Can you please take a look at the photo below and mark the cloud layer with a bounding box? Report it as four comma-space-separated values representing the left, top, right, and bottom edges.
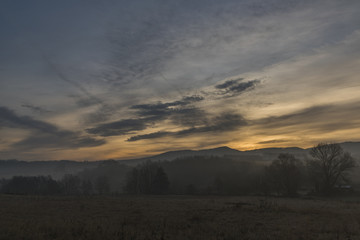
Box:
0, 106, 105, 150
1, 0, 360, 160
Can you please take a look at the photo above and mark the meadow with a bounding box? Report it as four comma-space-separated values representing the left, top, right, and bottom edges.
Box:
1, 195, 360, 240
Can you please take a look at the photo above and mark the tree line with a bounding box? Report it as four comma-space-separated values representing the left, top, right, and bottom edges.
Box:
263, 143, 356, 196
0, 143, 357, 196
0, 174, 111, 195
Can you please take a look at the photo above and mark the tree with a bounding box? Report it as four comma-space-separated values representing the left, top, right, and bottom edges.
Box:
212, 176, 224, 195
308, 143, 356, 195
124, 168, 140, 194
95, 176, 110, 195
61, 174, 81, 195
1, 176, 60, 195
152, 167, 169, 194
124, 162, 170, 195
81, 180, 94, 195
186, 184, 197, 195
266, 153, 302, 197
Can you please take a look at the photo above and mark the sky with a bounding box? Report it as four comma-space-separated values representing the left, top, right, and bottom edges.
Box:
0, 0, 360, 161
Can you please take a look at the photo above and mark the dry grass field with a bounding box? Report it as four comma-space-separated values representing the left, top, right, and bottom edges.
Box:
1, 195, 360, 240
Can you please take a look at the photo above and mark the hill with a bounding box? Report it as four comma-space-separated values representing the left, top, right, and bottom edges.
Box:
119, 142, 360, 166
119, 146, 309, 166
1, 142, 358, 179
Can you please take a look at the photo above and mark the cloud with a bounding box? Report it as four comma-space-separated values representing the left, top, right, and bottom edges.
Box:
2, 0, 360, 160
127, 113, 247, 141
44, 57, 104, 106
130, 95, 205, 120
253, 103, 360, 135
44, 57, 119, 125
215, 78, 245, 89
257, 139, 291, 144
86, 118, 152, 137
127, 131, 171, 142
169, 107, 209, 128
73, 97, 100, 108
227, 80, 260, 93
21, 104, 52, 114
256, 105, 334, 127
178, 113, 247, 133
82, 105, 116, 125
0, 106, 58, 132
0, 106, 105, 150
86, 95, 207, 137
12, 132, 105, 150
214, 79, 261, 97
86, 107, 208, 137
131, 95, 204, 114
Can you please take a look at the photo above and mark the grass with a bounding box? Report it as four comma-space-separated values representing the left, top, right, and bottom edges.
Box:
1, 195, 360, 239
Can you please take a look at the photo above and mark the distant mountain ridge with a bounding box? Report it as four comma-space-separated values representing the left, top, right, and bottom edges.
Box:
1, 142, 358, 178
119, 142, 360, 165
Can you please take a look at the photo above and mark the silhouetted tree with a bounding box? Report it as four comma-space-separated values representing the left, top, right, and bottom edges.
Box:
152, 167, 169, 194
266, 153, 302, 196
81, 180, 94, 195
61, 174, 81, 195
308, 143, 356, 195
124, 162, 170, 195
212, 176, 224, 195
1, 176, 60, 195
186, 184, 197, 195
95, 175, 110, 195
124, 168, 140, 194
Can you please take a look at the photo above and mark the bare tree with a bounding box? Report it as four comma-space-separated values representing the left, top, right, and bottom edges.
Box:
124, 162, 170, 195
266, 153, 303, 196
308, 143, 356, 195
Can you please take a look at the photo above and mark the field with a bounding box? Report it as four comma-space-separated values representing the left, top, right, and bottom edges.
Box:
1, 195, 360, 240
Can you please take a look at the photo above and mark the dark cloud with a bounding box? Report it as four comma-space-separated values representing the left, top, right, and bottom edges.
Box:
87, 95, 207, 137
215, 79, 261, 97
256, 105, 332, 127
133, 106, 208, 127
87, 107, 209, 137
21, 104, 52, 114
181, 95, 205, 103
0, 106, 105, 149
133, 95, 207, 125
0, 106, 58, 133
86, 118, 154, 137
254, 103, 360, 134
86, 107, 208, 137
130, 95, 205, 121
12, 132, 105, 150
131, 103, 170, 118
127, 113, 247, 141
228, 80, 260, 93
82, 105, 116, 125
131, 95, 204, 114
74, 97, 101, 108
215, 78, 244, 89
170, 107, 209, 128
257, 139, 290, 144
68, 94, 120, 125
177, 113, 247, 134
127, 131, 171, 142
